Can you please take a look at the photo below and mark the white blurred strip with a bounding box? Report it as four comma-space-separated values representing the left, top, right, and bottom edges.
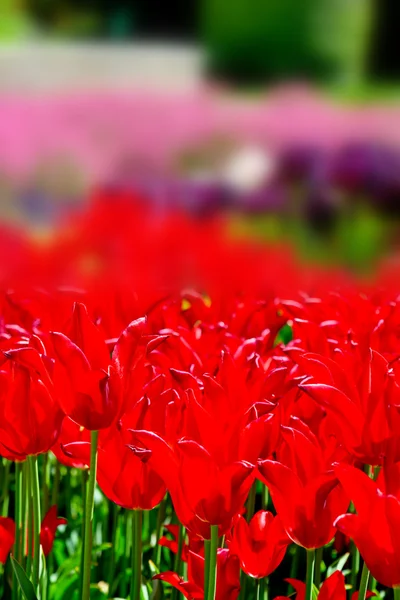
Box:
0, 42, 204, 93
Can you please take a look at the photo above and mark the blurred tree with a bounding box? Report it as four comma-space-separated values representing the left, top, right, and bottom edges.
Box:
0, 0, 31, 40
20, 0, 400, 85
97, 0, 136, 38
201, 0, 320, 83
131, 0, 198, 39
369, 0, 400, 79
27, 0, 102, 37
311, 0, 374, 84
201, 0, 375, 85
26, 0, 198, 40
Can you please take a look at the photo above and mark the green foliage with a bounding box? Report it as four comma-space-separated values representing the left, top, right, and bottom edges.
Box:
232, 199, 391, 274
0, 0, 31, 41
11, 557, 39, 600
274, 324, 293, 347
201, 0, 374, 84
327, 553, 351, 577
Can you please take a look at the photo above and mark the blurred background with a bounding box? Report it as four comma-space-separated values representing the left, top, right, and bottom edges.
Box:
0, 0, 399, 274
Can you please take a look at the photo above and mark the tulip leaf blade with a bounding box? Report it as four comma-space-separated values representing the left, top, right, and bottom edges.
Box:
312, 583, 319, 600
10, 556, 39, 600
327, 552, 350, 577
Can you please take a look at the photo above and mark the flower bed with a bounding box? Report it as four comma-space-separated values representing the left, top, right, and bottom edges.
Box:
1, 192, 400, 599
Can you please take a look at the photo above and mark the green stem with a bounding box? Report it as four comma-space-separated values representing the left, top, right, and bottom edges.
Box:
100, 490, 109, 581
393, 588, 400, 600
256, 579, 261, 600
350, 541, 360, 592
288, 544, 300, 592
82, 430, 99, 600
368, 574, 376, 592
239, 571, 247, 600
64, 468, 72, 521
79, 469, 89, 599
42, 453, 49, 516
315, 547, 323, 589
204, 539, 211, 600
29, 455, 41, 593
51, 461, 60, 507
120, 511, 131, 598
260, 577, 268, 600
41, 554, 48, 600
21, 461, 27, 567
206, 525, 218, 600
153, 496, 166, 566
46, 554, 53, 600
107, 503, 119, 596
357, 468, 374, 597
131, 510, 143, 600
25, 462, 32, 577
305, 549, 315, 600
358, 562, 370, 600
171, 523, 185, 600
246, 482, 257, 522
1, 562, 7, 597
174, 524, 184, 573
1, 460, 11, 517
262, 485, 269, 511
13, 461, 23, 600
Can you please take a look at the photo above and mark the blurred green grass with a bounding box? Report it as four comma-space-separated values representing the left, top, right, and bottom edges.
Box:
230, 205, 394, 273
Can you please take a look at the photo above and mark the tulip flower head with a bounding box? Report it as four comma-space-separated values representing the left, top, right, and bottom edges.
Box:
335, 462, 400, 588
40, 506, 67, 556
0, 347, 64, 458
258, 421, 349, 548
155, 548, 241, 600
229, 511, 290, 579
50, 303, 121, 430
0, 517, 15, 564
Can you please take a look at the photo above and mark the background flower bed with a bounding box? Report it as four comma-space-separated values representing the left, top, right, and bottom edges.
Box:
0, 86, 399, 270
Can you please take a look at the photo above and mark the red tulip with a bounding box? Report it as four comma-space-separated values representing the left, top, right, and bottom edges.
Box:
158, 351, 284, 467
258, 421, 349, 548
0, 517, 15, 564
298, 345, 400, 465
229, 511, 290, 579
62, 426, 166, 511
276, 572, 375, 600
159, 524, 190, 562
52, 417, 91, 469
131, 430, 254, 538
0, 347, 64, 458
50, 303, 121, 430
155, 548, 240, 600
175, 437, 254, 529
335, 462, 400, 588
98, 427, 166, 511
111, 316, 156, 414
40, 506, 67, 556
333, 530, 350, 554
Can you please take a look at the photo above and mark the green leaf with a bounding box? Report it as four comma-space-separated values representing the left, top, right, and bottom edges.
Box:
141, 582, 150, 600
52, 554, 80, 582
52, 572, 79, 600
274, 323, 293, 346
312, 583, 319, 600
327, 552, 350, 577
86, 586, 108, 599
92, 542, 113, 553
10, 556, 39, 600
39, 547, 47, 586
148, 559, 160, 577
150, 579, 163, 600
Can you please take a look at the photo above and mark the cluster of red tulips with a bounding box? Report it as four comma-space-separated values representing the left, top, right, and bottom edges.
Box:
1, 189, 400, 600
